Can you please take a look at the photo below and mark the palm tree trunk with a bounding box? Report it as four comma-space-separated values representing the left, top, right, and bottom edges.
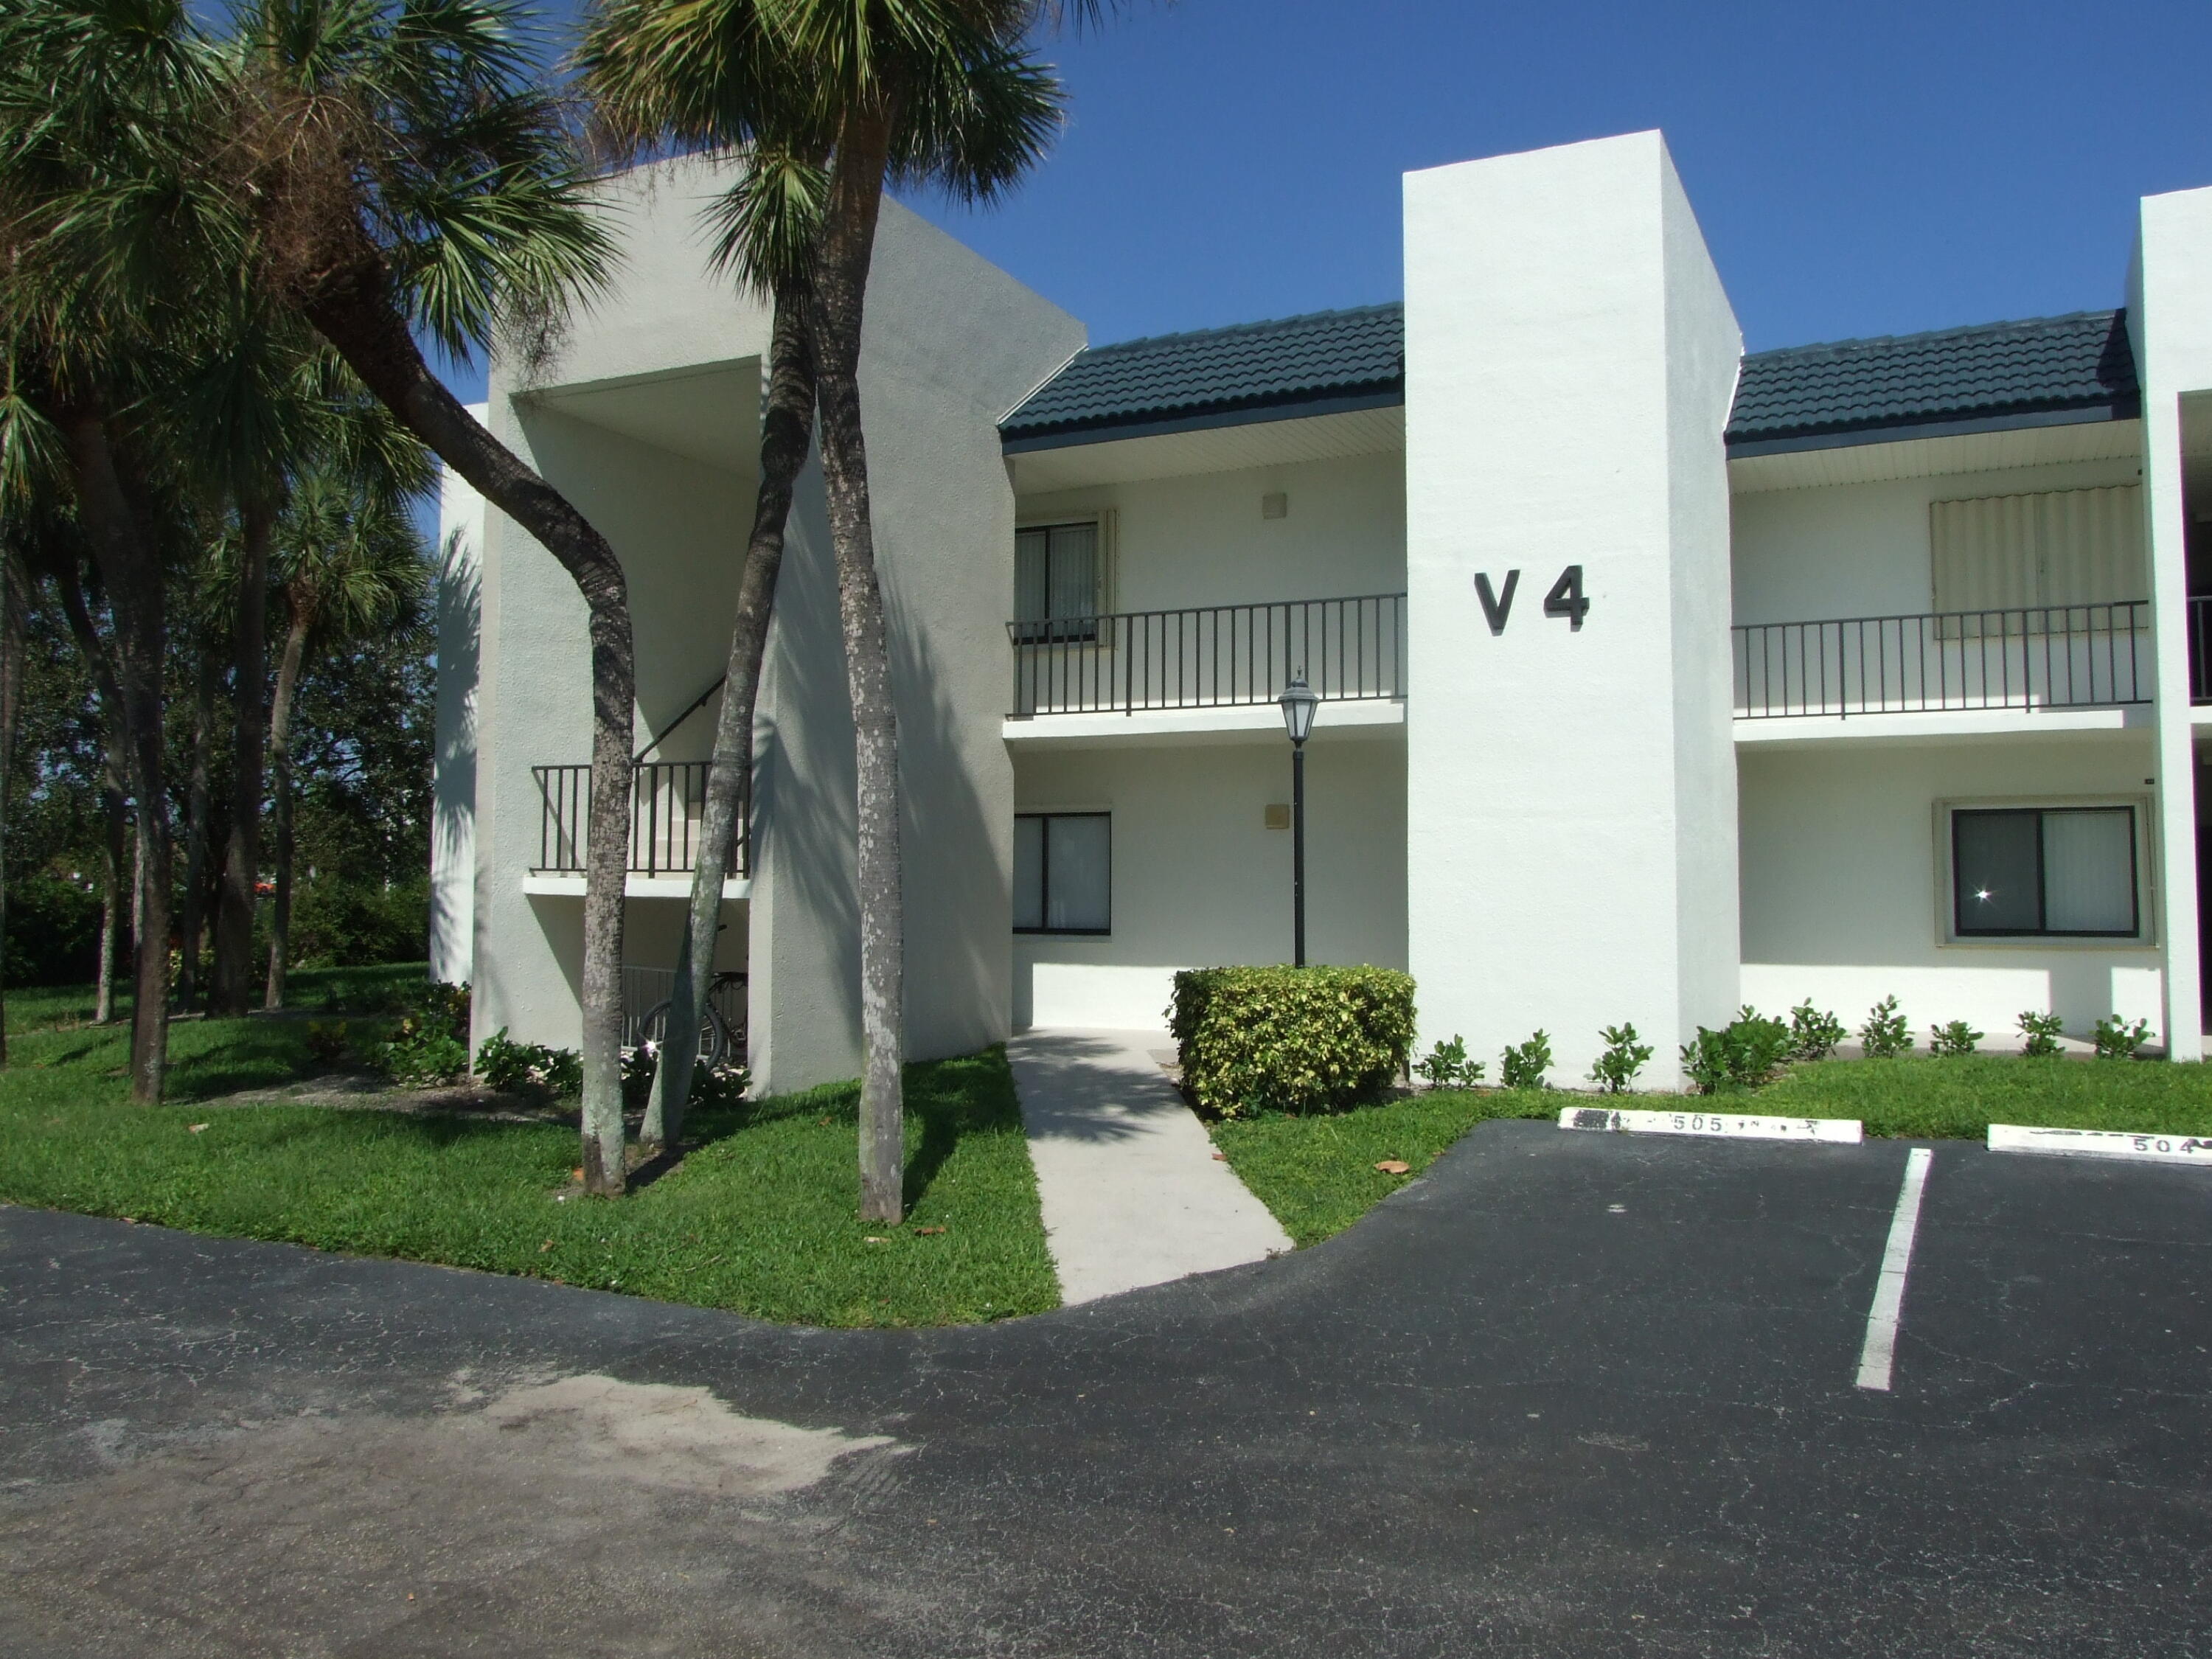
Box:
0, 546, 24, 1061
642, 283, 817, 1153
212, 499, 272, 1015
175, 641, 218, 1012
57, 406, 172, 1100
815, 113, 905, 1224
52, 551, 135, 1040
262, 599, 309, 1011
95, 782, 124, 1024
303, 265, 634, 1194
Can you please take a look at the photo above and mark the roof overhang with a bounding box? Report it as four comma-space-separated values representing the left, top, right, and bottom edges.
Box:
1729, 411, 2143, 494
1008, 402, 1405, 495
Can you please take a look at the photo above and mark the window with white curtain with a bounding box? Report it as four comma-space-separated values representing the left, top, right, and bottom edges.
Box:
1950, 805, 2139, 938
1930, 485, 2146, 618
1013, 813, 1110, 934
1015, 521, 1100, 643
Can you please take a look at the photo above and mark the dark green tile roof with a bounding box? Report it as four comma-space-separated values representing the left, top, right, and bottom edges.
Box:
1726, 309, 2138, 453
999, 303, 1405, 448
1000, 305, 2140, 453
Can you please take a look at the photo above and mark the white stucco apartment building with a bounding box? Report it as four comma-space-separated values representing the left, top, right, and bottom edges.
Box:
433, 131, 2212, 1093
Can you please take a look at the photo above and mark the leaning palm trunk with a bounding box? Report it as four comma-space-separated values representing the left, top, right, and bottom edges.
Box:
815, 116, 905, 1223
262, 597, 310, 1010
212, 501, 272, 1015
58, 407, 171, 1099
302, 267, 636, 1195
176, 641, 218, 1011
642, 287, 817, 1152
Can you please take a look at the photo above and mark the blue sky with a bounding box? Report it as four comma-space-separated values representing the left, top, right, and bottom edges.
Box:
444, 0, 2212, 396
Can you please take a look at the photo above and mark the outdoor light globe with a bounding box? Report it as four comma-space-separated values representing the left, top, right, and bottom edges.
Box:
1279, 676, 1320, 745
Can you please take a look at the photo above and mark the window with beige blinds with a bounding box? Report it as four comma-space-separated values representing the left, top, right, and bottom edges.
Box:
1929, 484, 2146, 617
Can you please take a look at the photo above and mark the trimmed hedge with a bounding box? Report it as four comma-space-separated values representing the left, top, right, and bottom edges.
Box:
1169, 965, 1416, 1119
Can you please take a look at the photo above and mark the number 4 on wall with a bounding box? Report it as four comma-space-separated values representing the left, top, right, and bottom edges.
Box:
1543, 565, 1589, 630
1473, 565, 1589, 634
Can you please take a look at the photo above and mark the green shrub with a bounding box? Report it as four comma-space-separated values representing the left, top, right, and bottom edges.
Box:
1413, 1034, 1484, 1089
1588, 1022, 1652, 1093
368, 980, 471, 1087
1929, 1019, 1981, 1057
1789, 1001, 1846, 1062
476, 1028, 584, 1099
2093, 1015, 2152, 1061
1859, 995, 1911, 1060
0, 869, 100, 988
2017, 1009, 2065, 1058
285, 877, 429, 969
1500, 1030, 1554, 1091
1169, 965, 1415, 1118
304, 1021, 352, 1067
1682, 1006, 1791, 1093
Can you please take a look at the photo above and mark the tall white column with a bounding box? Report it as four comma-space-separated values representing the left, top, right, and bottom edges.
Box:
2131, 185, 2212, 1060
1403, 132, 1742, 1089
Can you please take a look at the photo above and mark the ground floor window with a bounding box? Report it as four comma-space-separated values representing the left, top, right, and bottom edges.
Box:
1951, 804, 2139, 938
1015, 813, 1110, 934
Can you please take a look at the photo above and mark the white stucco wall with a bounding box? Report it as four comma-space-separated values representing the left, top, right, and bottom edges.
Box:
1731, 454, 2148, 627
1404, 131, 1742, 1089
1015, 448, 1406, 614
462, 155, 1082, 1088
1011, 731, 1408, 1029
1739, 734, 2165, 1043
2131, 182, 2212, 1057
431, 421, 486, 988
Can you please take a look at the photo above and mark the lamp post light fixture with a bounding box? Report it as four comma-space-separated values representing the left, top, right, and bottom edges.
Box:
1278, 674, 1321, 967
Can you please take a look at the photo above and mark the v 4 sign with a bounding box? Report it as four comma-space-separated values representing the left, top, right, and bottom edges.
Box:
1474, 565, 1589, 635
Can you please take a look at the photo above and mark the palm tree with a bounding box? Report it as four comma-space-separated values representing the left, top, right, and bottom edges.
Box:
580, 1, 1072, 1216
577, 15, 832, 1154
0, 0, 220, 1099
204, 0, 645, 1190
260, 461, 428, 1006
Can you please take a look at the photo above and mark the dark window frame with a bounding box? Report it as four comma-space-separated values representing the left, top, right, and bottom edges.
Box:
1013, 520, 1102, 645
1950, 804, 2140, 939
1015, 811, 1112, 936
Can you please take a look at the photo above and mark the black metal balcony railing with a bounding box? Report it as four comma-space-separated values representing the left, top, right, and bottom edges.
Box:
1733, 601, 2152, 720
1009, 593, 1408, 717
531, 761, 750, 877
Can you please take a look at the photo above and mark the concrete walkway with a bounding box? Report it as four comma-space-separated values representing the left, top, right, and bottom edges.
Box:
1006, 1028, 1293, 1304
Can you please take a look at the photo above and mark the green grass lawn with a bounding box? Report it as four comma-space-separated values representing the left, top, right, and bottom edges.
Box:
0, 968, 1058, 1326
1756, 1053, 2212, 1140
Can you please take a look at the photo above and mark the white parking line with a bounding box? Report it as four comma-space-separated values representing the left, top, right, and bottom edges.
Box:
1855, 1147, 1933, 1392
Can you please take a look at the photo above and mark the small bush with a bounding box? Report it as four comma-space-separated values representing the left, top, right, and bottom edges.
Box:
1929, 1020, 1982, 1057
284, 876, 429, 970
372, 1025, 467, 1087
1169, 965, 1416, 1118
1413, 1034, 1484, 1089
1500, 1030, 1554, 1091
1588, 1022, 1652, 1093
1860, 995, 1911, 1060
304, 1021, 352, 1067
2017, 1009, 2065, 1059
2093, 1015, 2152, 1061
476, 1028, 583, 1099
1682, 1006, 1791, 1093
1789, 1001, 1846, 1062
622, 1043, 754, 1113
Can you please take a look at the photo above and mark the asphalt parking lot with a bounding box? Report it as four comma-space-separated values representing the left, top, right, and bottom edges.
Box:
4, 1119, 2210, 1656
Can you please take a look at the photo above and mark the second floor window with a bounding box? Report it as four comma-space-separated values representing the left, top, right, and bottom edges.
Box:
1015, 521, 1100, 643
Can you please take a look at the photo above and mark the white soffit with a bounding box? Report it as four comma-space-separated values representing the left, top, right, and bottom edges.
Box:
1009, 404, 1405, 493
1728, 417, 2145, 495
525, 358, 764, 474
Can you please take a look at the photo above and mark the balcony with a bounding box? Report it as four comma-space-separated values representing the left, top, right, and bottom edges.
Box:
529, 762, 749, 897
1733, 601, 2152, 726
1008, 594, 1408, 729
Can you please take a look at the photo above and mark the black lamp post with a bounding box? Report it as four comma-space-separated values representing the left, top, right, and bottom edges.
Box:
1278, 674, 1320, 967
